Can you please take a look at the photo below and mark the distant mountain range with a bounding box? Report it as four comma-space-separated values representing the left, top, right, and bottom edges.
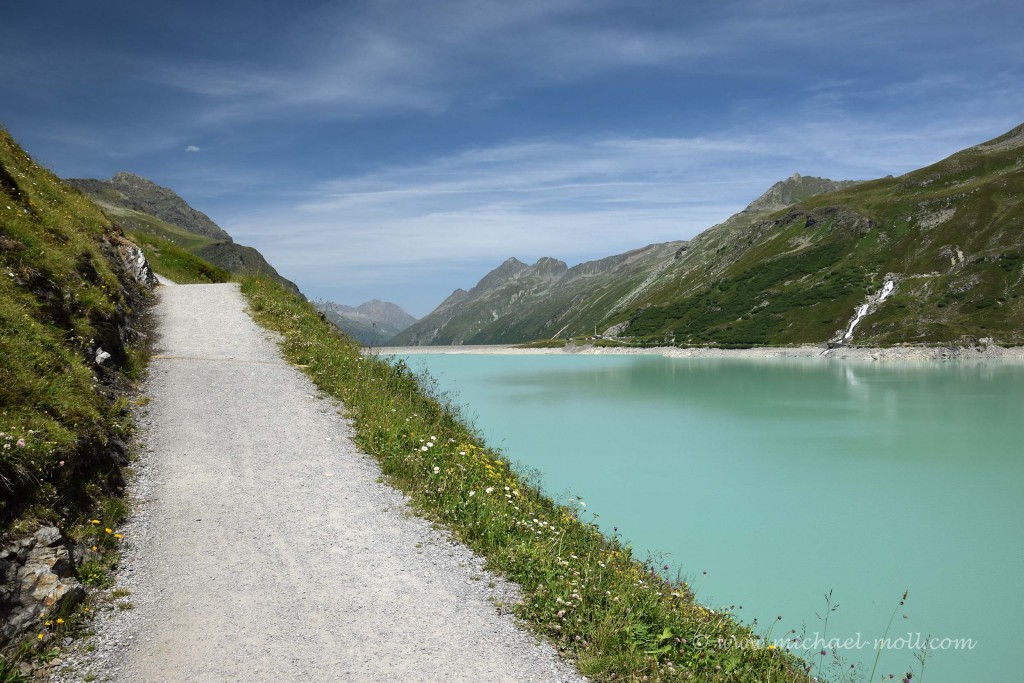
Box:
390, 174, 858, 345
315, 300, 417, 345
67, 173, 300, 294
392, 123, 1024, 347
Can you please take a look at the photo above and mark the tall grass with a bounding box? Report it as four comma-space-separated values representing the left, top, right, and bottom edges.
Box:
240, 275, 815, 682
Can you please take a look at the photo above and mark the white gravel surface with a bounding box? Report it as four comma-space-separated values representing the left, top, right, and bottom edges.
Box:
52, 283, 584, 683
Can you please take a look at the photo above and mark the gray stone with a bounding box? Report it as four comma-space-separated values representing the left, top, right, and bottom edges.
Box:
0, 527, 85, 646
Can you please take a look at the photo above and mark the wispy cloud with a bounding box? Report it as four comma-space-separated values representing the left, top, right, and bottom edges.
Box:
185, 145, 200, 153
143, 0, 1021, 126
141, 0, 827, 122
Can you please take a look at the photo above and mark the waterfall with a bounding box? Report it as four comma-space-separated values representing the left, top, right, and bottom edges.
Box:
843, 304, 870, 342
842, 279, 895, 343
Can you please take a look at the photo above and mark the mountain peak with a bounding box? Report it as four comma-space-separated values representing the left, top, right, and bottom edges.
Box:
73, 172, 233, 242
528, 257, 569, 278
111, 171, 157, 187
744, 174, 858, 214
469, 257, 532, 295
315, 299, 417, 345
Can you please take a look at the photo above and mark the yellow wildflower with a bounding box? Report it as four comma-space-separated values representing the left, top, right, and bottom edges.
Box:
56, 618, 64, 625
105, 528, 112, 534
114, 533, 124, 539
90, 519, 100, 525
37, 633, 44, 640
92, 545, 98, 551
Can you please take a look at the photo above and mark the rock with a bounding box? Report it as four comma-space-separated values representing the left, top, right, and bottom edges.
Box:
105, 234, 157, 290
0, 527, 85, 646
108, 438, 130, 467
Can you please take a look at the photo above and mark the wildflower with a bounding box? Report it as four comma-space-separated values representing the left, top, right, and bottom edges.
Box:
92, 546, 97, 551
420, 446, 428, 452
16, 438, 25, 448
459, 451, 466, 456
90, 520, 100, 525
56, 618, 64, 625
114, 533, 124, 540
45, 621, 52, 627
432, 466, 440, 474
485, 487, 494, 494
37, 633, 44, 641
426, 442, 434, 448
469, 490, 475, 497
105, 528, 112, 534
430, 436, 436, 441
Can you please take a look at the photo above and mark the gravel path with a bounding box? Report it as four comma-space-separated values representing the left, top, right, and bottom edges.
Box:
55, 283, 583, 682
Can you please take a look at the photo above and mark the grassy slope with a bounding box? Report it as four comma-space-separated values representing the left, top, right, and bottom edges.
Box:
0, 128, 139, 528
94, 200, 220, 252
70, 179, 301, 294
622, 125, 1024, 346
127, 231, 230, 285
241, 275, 825, 683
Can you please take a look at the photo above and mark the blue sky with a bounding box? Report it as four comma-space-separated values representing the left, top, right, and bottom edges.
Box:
2, 0, 1022, 316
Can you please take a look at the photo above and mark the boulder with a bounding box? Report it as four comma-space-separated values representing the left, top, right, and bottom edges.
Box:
0, 527, 84, 645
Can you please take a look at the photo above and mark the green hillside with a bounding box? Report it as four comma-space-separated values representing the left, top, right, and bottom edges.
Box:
0, 128, 150, 528
67, 174, 301, 294
620, 123, 1024, 346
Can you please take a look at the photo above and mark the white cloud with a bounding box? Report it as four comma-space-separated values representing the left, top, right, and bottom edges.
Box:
185, 145, 201, 153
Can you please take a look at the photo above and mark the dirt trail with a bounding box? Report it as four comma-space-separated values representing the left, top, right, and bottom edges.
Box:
86, 283, 582, 682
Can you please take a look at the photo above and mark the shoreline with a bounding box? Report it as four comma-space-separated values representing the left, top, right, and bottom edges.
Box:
374, 342, 1024, 362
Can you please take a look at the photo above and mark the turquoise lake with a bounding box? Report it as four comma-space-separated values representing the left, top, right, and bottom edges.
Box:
395, 353, 1023, 682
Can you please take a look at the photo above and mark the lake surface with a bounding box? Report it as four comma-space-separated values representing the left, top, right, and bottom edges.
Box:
394, 353, 1022, 682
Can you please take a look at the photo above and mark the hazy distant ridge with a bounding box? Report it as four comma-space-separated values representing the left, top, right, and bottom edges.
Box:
316, 300, 418, 345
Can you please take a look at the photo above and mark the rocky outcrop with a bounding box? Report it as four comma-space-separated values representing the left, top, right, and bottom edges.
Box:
0, 527, 84, 645
112, 235, 157, 289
